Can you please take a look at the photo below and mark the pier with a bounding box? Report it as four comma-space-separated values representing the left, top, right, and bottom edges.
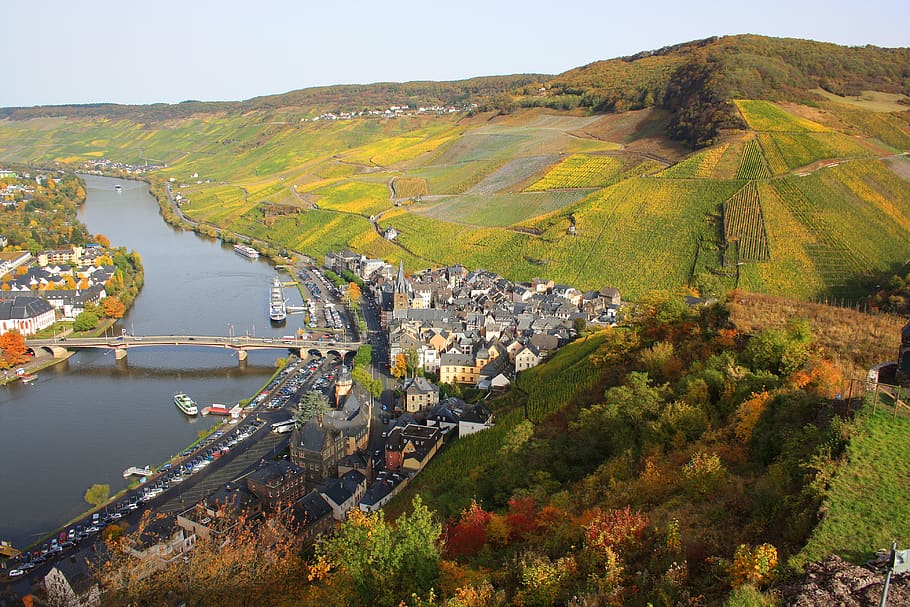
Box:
123, 465, 153, 478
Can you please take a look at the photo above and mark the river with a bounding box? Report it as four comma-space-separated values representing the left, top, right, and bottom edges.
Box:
0, 175, 304, 548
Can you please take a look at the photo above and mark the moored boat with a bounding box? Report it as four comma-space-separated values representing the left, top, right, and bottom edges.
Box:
201, 403, 233, 416
15, 368, 37, 384
233, 243, 259, 259
173, 393, 199, 416
269, 277, 287, 322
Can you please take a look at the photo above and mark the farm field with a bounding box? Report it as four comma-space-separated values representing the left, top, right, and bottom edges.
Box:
527, 153, 626, 189
414, 190, 590, 227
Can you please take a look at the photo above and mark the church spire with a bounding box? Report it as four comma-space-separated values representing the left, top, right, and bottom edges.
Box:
396, 260, 408, 294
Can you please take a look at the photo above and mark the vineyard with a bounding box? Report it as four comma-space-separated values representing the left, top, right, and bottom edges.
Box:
415, 190, 589, 228
310, 180, 390, 216
390, 177, 429, 199
658, 143, 730, 179
830, 107, 910, 151
526, 154, 625, 189
735, 139, 771, 179
723, 181, 770, 262
757, 133, 789, 175
735, 99, 830, 132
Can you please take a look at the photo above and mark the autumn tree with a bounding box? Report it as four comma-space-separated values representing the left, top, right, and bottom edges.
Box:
347, 281, 361, 302
96, 509, 303, 607
313, 495, 442, 607
101, 295, 126, 319
93, 233, 111, 248
391, 352, 408, 379
0, 330, 30, 369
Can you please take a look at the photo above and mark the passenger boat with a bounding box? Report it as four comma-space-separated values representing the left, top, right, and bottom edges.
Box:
269, 277, 287, 322
233, 243, 259, 260
173, 393, 199, 416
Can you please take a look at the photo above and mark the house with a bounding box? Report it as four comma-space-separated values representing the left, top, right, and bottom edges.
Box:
37, 245, 84, 267
529, 333, 559, 357
178, 482, 263, 542
600, 286, 621, 306
123, 515, 196, 581
439, 351, 478, 385
44, 555, 101, 607
288, 490, 334, 546
0, 250, 31, 279
401, 376, 439, 414
384, 424, 442, 473
320, 469, 368, 520
459, 402, 495, 436
477, 354, 512, 390
245, 460, 307, 510
515, 344, 542, 372
290, 386, 369, 484
0, 295, 55, 335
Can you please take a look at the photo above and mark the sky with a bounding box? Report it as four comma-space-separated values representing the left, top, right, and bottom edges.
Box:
1, 0, 907, 108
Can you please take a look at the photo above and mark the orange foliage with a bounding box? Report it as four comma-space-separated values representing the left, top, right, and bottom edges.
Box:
734, 391, 772, 443
789, 357, 843, 397
0, 330, 30, 369
584, 506, 650, 558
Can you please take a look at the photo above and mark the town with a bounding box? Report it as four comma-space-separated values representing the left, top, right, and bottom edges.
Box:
1, 242, 625, 603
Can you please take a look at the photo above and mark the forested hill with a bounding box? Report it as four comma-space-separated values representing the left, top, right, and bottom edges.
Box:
3, 34, 908, 130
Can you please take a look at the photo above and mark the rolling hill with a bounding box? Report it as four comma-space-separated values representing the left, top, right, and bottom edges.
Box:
1, 35, 909, 302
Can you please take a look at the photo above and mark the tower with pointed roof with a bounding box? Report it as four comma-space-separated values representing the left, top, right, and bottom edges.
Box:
393, 260, 410, 312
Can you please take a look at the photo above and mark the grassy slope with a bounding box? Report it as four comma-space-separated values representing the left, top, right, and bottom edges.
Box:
795, 406, 910, 568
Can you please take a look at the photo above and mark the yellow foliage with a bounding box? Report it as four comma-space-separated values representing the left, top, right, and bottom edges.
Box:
731, 543, 778, 589
734, 391, 772, 443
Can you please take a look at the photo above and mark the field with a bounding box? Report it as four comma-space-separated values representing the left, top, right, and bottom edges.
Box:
794, 406, 910, 568
657, 143, 729, 179
735, 99, 830, 132
390, 177, 428, 199
735, 138, 772, 179
310, 180, 390, 216
527, 154, 626, 189
723, 181, 770, 261
414, 190, 590, 227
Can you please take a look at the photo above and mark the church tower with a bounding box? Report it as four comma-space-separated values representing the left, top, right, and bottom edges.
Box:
393, 260, 410, 312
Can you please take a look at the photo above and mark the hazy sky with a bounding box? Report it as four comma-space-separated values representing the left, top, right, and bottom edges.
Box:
1, 0, 907, 108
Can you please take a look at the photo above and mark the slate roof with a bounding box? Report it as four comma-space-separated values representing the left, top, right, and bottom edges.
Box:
0, 295, 53, 320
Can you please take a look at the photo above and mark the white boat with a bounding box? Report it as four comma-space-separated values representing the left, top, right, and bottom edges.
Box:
233, 243, 259, 260
15, 368, 37, 384
269, 277, 287, 322
114, 184, 122, 192
173, 393, 199, 416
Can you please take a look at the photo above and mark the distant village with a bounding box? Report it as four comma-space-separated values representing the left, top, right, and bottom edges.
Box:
305, 103, 476, 122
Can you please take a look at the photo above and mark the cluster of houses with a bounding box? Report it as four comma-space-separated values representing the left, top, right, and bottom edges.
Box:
304, 103, 475, 123
0, 244, 117, 335
80, 158, 165, 175
326, 249, 622, 390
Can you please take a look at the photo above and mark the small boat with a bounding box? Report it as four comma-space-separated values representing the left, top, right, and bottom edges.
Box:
15, 368, 37, 384
114, 184, 122, 192
174, 393, 199, 416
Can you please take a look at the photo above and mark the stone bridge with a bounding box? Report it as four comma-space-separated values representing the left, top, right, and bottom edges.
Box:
25, 335, 361, 363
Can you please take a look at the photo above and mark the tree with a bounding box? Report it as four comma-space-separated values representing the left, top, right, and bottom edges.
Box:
391, 352, 408, 379
93, 233, 111, 248
347, 281, 361, 302
405, 348, 420, 377
314, 495, 442, 607
0, 330, 30, 369
73, 311, 99, 332
572, 316, 587, 334
296, 390, 329, 425
84, 483, 110, 507
101, 295, 125, 319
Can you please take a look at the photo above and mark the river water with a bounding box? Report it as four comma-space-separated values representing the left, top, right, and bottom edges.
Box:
0, 175, 304, 548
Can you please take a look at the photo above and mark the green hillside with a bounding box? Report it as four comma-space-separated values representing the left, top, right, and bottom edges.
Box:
1, 35, 909, 302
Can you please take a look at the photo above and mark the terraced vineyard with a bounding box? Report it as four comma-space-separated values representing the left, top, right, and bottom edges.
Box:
526, 154, 624, 189
735, 99, 830, 132
735, 139, 772, 179
657, 143, 729, 179
723, 181, 770, 261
